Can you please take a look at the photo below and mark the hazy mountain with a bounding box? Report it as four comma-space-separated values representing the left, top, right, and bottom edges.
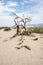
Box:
27, 23, 43, 27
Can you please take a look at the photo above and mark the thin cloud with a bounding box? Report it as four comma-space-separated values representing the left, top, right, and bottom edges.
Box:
6, 1, 18, 7
0, 1, 16, 16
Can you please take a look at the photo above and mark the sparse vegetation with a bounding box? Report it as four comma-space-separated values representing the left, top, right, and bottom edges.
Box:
28, 27, 43, 34
0, 27, 4, 30
0, 26, 43, 33
4, 27, 11, 31
0, 27, 11, 31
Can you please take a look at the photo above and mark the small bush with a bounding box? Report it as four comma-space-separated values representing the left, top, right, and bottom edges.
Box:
4, 27, 11, 31
0, 27, 4, 30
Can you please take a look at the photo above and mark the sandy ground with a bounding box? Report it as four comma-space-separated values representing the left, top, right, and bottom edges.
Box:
0, 29, 43, 65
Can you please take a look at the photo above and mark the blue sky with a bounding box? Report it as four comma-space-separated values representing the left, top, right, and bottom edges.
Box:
0, 0, 43, 26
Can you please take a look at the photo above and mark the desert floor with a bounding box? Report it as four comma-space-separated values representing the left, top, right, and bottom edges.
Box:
0, 29, 43, 65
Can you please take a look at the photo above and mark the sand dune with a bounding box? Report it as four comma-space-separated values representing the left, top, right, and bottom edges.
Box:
0, 29, 43, 65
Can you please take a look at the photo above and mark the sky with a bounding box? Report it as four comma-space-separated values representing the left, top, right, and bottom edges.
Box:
0, 0, 43, 26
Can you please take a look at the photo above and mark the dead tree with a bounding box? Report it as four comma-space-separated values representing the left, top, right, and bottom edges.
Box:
13, 13, 32, 35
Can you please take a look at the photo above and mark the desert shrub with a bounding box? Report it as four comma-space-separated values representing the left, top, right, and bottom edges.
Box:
4, 27, 11, 31
0, 27, 4, 30
32, 27, 40, 33
28, 27, 43, 34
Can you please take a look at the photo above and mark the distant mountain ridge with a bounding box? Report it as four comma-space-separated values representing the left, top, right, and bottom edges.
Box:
27, 23, 43, 26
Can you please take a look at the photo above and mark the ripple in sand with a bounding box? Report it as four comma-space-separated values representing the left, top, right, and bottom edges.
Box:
3, 39, 8, 42
15, 45, 31, 50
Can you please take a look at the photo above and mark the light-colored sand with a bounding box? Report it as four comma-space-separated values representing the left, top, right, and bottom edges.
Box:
0, 29, 43, 65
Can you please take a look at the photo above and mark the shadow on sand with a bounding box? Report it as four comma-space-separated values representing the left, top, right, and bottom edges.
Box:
15, 45, 31, 50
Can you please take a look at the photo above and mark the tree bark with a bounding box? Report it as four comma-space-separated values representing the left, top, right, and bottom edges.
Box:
16, 25, 19, 34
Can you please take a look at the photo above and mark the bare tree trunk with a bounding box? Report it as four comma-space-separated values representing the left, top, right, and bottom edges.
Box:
16, 25, 19, 34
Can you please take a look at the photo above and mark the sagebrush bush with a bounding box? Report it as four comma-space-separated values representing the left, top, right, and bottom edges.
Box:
0, 27, 4, 30
4, 27, 11, 31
